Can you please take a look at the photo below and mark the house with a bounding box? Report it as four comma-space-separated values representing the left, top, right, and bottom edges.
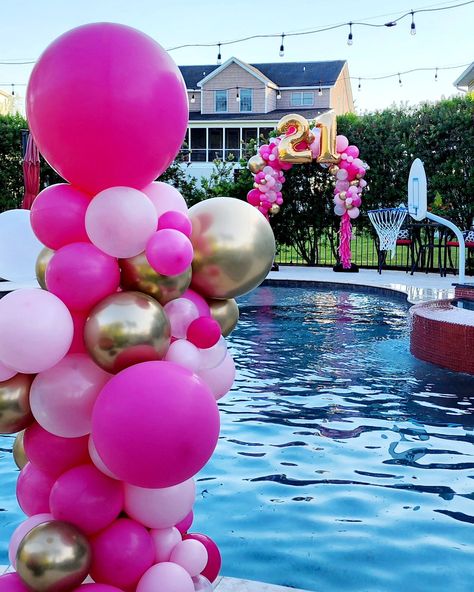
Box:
178, 57, 354, 178
0, 89, 18, 116
454, 62, 474, 93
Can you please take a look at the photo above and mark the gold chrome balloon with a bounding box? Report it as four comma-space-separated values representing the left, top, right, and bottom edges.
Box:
35, 248, 55, 290
208, 298, 239, 337
189, 197, 275, 300
120, 252, 191, 305
13, 429, 28, 469
247, 154, 266, 174
0, 374, 34, 435
277, 114, 312, 164
316, 111, 339, 164
16, 521, 91, 592
84, 291, 171, 373
269, 204, 280, 215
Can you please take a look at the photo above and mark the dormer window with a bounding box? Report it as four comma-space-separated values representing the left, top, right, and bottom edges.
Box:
215, 90, 228, 112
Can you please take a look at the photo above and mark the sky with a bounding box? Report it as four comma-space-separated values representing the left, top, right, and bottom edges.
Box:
0, 0, 472, 113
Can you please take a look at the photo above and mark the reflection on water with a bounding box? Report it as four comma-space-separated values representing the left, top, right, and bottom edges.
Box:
1, 286, 474, 592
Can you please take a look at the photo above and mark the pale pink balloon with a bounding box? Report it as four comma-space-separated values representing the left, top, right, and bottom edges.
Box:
146, 229, 194, 276
124, 478, 195, 529
8, 513, 53, 567
198, 353, 235, 400
181, 289, 210, 317
88, 436, 118, 479
30, 354, 111, 438
0, 360, 16, 381
170, 540, 208, 577
72, 586, 125, 592
192, 575, 213, 592
175, 510, 194, 534
16, 463, 55, 516
165, 340, 201, 373
198, 336, 227, 370
137, 563, 194, 592
26, 23, 188, 195
0, 289, 73, 374
336, 135, 349, 153
348, 207, 360, 219
164, 298, 200, 339
334, 205, 346, 216
86, 187, 158, 258
150, 527, 182, 562
142, 182, 188, 219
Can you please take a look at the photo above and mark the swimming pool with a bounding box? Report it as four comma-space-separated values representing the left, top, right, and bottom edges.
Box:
1, 285, 474, 592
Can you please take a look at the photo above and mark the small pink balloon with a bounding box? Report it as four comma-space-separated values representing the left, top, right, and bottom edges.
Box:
30, 184, 91, 249
183, 534, 221, 583
165, 340, 201, 373
143, 182, 188, 219
336, 135, 349, 153
8, 513, 53, 567
50, 464, 123, 535
150, 527, 182, 562
16, 463, 55, 516
158, 211, 192, 237
163, 298, 200, 339
88, 436, 118, 479
46, 243, 120, 311
336, 169, 348, 181
334, 205, 346, 216
124, 478, 195, 529
0, 573, 30, 592
71, 586, 125, 592
198, 353, 236, 401
30, 354, 111, 438
24, 423, 89, 477
0, 361, 16, 382
175, 510, 194, 534
352, 196, 362, 208
170, 540, 208, 577
348, 207, 360, 219
86, 187, 157, 258
90, 518, 155, 589
181, 290, 210, 317
345, 145, 360, 159
198, 336, 227, 370
0, 289, 73, 374
186, 317, 221, 349
137, 563, 194, 592
146, 229, 194, 276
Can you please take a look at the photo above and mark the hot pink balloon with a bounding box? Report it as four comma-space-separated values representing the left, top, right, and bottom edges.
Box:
142, 182, 188, 219
198, 353, 236, 400
345, 145, 360, 159
0, 573, 30, 592
150, 527, 182, 563
183, 534, 221, 583
50, 464, 123, 535
8, 513, 53, 567
86, 187, 158, 258
24, 423, 89, 477
0, 289, 73, 373
0, 361, 16, 382
27, 23, 188, 195
158, 211, 192, 237
137, 563, 194, 592
181, 290, 210, 317
91, 361, 220, 488
146, 229, 194, 276
336, 135, 349, 153
124, 478, 195, 529
90, 518, 155, 589
170, 540, 208, 577
46, 243, 120, 311
30, 184, 91, 249
175, 510, 194, 534
186, 317, 221, 349
16, 463, 55, 516
71, 586, 125, 592
69, 310, 88, 354
30, 354, 110, 438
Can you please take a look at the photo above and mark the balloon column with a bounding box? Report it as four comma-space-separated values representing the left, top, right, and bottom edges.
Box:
0, 23, 276, 592
246, 113, 368, 269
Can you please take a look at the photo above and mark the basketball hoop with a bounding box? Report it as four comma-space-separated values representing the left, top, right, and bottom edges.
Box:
368, 207, 407, 256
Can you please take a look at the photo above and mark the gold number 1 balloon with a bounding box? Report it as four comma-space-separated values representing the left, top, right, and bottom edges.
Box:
316, 111, 339, 164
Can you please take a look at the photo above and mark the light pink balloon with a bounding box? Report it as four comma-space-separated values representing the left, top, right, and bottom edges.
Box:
86, 187, 158, 258
88, 436, 118, 479
30, 354, 111, 438
137, 563, 194, 592
146, 229, 194, 276
348, 207, 360, 219
16, 463, 55, 516
164, 298, 200, 339
124, 478, 195, 529
334, 205, 346, 216
26, 23, 188, 195
142, 182, 188, 219
175, 510, 194, 534
150, 527, 182, 563
8, 513, 53, 567
198, 336, 227, 370
165, 340, 201, 373
0, 361, 16, 382
336, 135, 349, 153
0, 289, 73, 373
198, 353, 235, 400
192, 575, 213, 592
30, 184, 91, 249
170, 540, 208, 577
181, 290, 210, 317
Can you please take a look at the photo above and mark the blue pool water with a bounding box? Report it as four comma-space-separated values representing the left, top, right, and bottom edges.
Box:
1, 285, 474, 592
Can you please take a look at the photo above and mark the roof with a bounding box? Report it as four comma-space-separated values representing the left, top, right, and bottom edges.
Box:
179, 59, 346, 89
188, 108, 330, 122
453, 62, 474, 89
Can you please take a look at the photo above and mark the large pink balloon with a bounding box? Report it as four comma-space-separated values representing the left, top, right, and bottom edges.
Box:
8, 513, 54, 567
124, 478, 195, 529
90, 518, 155, 589
91, 361, 220, 488
30, 353, 111, 438
16, 463, 55, 516
0, 573, 30, 592
142, 183, 188, 219
0, 361, 16, 381
26, 23, 188, 195
24, 423, 89, 477
30, 184, 91, 249
50, 464, 123, 534
46, 243, 120, 311
0, 289, 73, 374
198, 353, 236, 400
85, 187, 158, 258
137, 563, 194, 592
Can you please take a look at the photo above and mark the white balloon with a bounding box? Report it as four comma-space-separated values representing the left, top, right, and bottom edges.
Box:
0, 209, 43, 282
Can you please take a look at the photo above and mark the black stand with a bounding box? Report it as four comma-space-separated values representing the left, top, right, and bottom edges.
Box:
333, 263, 359, 273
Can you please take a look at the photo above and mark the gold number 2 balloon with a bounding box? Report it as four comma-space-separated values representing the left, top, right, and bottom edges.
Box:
277, 114, 313, 164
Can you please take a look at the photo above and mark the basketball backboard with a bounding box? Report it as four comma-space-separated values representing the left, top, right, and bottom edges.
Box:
407, 158, 427, 221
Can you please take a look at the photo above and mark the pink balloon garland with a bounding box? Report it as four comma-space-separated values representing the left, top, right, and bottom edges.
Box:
246, 123, 368, 269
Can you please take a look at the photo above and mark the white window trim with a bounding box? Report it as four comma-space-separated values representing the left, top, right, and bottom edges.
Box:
290, 91, 315, 107
215, 89, 228, 113
239, 88, 253, 113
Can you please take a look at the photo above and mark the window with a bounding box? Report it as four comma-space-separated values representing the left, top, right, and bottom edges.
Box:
225, 128, 240, 161
208, 128, 223, 161
190, 128, 206, 162
259, 127, 274, 144
240, 88, 252, 112
215, 90, 228, 112
180, 129, 190, 162
290, 91, 314, 107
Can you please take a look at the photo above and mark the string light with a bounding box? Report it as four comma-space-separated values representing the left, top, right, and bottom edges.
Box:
347, 22, 353, 45
435, 68, 438, 81
318, 81, 323, 96
276, 90, 282, 100
358, 78, 361, 91
410, 11, 416, 35
235, 87, 240, 102
190, 91, 196, 103
279, 34, 285, 57
217, 43, 222, 65
398, 73, 403, 87
11, 83, 14, 96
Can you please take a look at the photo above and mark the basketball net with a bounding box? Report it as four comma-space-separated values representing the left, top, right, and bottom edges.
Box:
368, 207, 408, 256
